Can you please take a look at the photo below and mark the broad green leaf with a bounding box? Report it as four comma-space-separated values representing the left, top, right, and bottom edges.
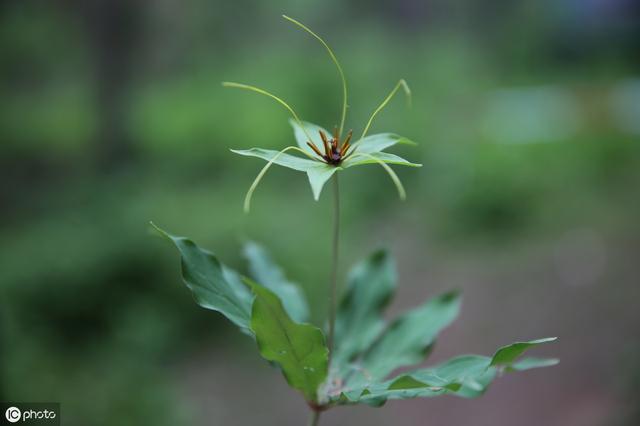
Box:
332, 337, 557, 406
231, 148, 319, 172
490, 337, 558, 367
243, 241, 309, 322
350, 133, 416, 155
307, 164, 340, 200
387, 355, 495, 397
343, 151, 422, 168
290, 119, 332, 156
333, 250, 396, 373
247, 280, 329, 402
354, 291, 461, 384
389, 355, 488, 391
151, 223, 253, 334
334, 355, 492, 405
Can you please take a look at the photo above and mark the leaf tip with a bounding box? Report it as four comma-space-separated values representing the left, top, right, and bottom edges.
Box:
533, 337, 558, 344
243, 197, 252, 214
399, 78, 412, 108
437, 289, 462, 306
240, 275, 258, 292
399, 136, 418, 146
370, 248, 389, 262
149, 221, 170, 240
148, 220, 158, 233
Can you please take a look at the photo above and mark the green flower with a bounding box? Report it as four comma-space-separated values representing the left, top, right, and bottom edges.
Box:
223, 16, 421, 212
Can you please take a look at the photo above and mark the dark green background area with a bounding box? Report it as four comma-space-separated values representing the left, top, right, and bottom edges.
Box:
1, 1, 639, 425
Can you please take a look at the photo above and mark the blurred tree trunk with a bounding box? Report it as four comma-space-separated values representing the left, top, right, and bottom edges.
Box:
79, 0, 142, 172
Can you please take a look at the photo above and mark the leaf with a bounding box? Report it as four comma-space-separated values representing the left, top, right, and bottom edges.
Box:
290, 119, 332, 156
151, 223, 253, 334
343, 151, 422, 168
243, 241, 309, 322
490, 337, 558, 368
247, 280, 329, 402
332, 337, 557, 406
350, 133, 416, 155
231, 147, 338, 201
333, 250, 396, 373
307, 164, 340, 200
352, 291, 461, 384
333, 355, 491, 405
231, 148, 319, 172
388, 355, 496, 397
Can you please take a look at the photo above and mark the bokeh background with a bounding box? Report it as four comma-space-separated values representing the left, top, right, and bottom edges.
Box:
2, 1, 639, 425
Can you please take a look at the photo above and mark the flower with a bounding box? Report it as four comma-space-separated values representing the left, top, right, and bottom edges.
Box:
224, 16, 421, 212
307, 127, 353, 166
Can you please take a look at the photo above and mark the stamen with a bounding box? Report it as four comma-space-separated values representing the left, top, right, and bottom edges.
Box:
319, 130, 331, 157
342, 130, 353, 145
340, 130, 353, 155
340, 141, 351, 156
319, 130, 329, 144
307, 142, 324, 158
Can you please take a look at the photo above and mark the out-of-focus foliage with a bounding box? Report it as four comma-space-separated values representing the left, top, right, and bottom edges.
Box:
1, 0, 639, 425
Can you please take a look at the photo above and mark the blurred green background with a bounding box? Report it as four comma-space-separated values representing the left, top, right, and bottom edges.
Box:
1, 0, 639, 425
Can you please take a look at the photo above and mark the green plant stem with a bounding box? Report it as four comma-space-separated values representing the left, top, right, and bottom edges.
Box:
308, 410, 321, 426
327, 173, 340, 362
